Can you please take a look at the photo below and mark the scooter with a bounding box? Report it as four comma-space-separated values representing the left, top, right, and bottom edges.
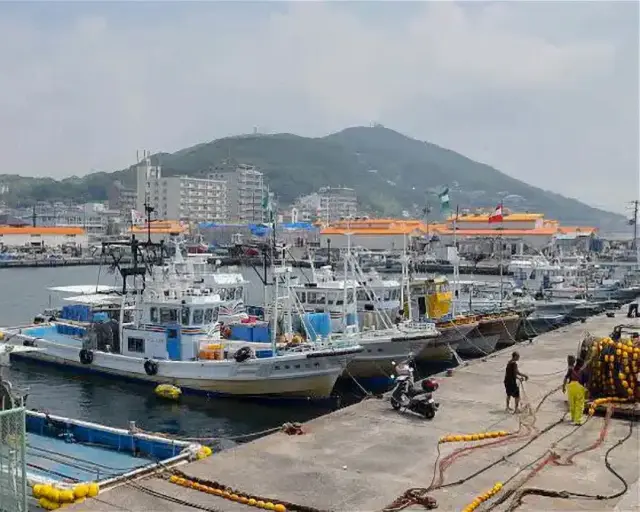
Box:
390, 356, 440, 419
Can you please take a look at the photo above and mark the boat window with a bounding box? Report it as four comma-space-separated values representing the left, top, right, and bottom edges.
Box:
326, 292, 336, 305
346, 290, 354, 302
316, 292, 326, 305
235, 286, 243, 299
357, 289, 368, 301
192, 309, 204, 325
160, 308, 178, 323
150, 307, 158, 323
384, 290, 392, 301
307, 292, 317, 304
297, 291, 306, 303
127, 337, 145, 353
181, 307, 190, 325
212, 306, 219, 322
204, 308, 214, 323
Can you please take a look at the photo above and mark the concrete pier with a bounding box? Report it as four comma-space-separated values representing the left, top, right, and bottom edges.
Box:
75, 312, 639, 512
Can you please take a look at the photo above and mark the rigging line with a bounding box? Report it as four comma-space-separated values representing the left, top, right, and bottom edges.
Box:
26, 443, 137, 473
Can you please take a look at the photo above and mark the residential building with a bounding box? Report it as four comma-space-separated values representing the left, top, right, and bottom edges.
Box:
318, 187, 357, 224
212, 164, 265, 223
108, 180, 136, 214
136, 160, 228, 223
11, 202, 120, 237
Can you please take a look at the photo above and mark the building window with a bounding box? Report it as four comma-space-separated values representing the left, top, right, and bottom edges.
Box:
127, 337, 145, 353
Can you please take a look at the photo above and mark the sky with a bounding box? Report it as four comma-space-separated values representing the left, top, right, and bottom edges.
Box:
0, 1, 638, 215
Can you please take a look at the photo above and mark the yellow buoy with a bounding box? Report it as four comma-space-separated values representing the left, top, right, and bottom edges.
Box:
48, 488, 60, 503
154, 384, 182, 400
274, 505, 287, 512
87, 482, 100, 497
73, 483, 89, 499
59, 489, 75, 503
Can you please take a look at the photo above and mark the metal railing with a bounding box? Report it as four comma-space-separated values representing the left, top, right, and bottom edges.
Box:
0, 407, 27, 512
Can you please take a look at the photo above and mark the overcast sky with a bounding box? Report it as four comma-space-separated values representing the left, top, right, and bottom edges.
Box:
1, 1, 638, 214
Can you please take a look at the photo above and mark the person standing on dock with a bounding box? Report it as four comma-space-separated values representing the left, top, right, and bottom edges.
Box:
504, 351, 528, 413
565, 358, 588, 425
562, 355, 577, 394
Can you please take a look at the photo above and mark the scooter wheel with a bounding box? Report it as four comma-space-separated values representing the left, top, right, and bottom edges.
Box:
391, 399, 402, 411
424, 408, 436, 420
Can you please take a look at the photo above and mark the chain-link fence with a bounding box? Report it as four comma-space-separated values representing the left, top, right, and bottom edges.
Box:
0, 407, 27, 512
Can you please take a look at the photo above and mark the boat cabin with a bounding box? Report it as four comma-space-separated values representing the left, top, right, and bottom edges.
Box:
121, 294, 222, 361
409, 276, 452, 320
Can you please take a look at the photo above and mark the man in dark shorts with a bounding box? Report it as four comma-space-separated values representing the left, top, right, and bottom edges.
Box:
504, 351, 528, 413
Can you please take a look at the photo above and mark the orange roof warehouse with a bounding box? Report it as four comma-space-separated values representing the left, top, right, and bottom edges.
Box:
319, 212, 597, 253
0, 226, 88, 248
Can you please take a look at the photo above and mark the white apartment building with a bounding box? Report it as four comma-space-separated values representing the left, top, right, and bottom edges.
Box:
210, 164, 265, 223
136, 160, 228, 222
318, 186, 357, 224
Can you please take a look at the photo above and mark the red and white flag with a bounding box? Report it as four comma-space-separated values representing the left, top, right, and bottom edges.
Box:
488, 204, 503, 224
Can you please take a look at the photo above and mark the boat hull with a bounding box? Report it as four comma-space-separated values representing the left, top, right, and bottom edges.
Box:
416, 322, 478, 361
2, 330, 355, 400
344, 335, 435, 379
456, 334, 500, 358
521, 314, 567, 338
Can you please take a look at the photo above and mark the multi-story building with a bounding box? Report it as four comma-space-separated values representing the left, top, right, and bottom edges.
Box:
107, 180, 136, 214
209, 164, 265, 223
136, 159, 228, 223
11, 202, 119, 237
318, 186, 357, 224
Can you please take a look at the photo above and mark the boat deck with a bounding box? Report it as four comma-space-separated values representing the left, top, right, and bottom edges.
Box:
68, 309, 640, 512
27, 433, 155, 483
20, 325, 82, 347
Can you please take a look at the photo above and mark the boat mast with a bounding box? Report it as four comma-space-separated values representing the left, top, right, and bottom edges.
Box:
342, 226, 352, 331
452, 206, 459, 317
402, 233, 412, 322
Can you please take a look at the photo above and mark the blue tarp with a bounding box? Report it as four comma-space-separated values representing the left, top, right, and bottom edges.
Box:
281, 222, 317, 231
248, 224, 271, 237
197, 222, 316, 231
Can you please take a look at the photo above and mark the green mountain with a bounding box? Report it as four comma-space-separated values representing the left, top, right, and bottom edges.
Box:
0, 126, 627, 230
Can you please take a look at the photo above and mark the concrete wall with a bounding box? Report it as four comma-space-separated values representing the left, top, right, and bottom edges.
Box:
0, 233, 89, 247
320, 233, 414, 251
454, 220, 538, 230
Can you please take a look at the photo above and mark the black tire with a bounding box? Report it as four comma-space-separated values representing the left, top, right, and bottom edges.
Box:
79, 349, 94, 365
144, 359, 158, 376
391, 398, 402, 411
424, 407, 436, 420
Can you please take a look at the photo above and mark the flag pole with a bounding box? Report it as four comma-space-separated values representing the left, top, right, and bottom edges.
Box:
499, 201, 504, 306
452, 204, 459, 317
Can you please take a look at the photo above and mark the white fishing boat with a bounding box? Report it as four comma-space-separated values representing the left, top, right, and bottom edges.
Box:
286, 254, 440, 380
260, 244, 440, 381
0, 236, 362, 400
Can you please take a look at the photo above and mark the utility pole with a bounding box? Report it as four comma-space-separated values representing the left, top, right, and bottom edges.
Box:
631, 199, 639, 250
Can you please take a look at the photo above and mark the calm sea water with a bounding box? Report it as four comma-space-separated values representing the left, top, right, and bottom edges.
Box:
0, 266, 333, 440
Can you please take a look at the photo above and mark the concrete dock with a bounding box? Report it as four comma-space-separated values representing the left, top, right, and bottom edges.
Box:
75, 312, 639, 512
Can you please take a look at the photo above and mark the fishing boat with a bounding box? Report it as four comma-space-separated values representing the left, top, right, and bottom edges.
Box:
286, 254, 441, 382
0, 234, 362, 401
406, 276, 479, 360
